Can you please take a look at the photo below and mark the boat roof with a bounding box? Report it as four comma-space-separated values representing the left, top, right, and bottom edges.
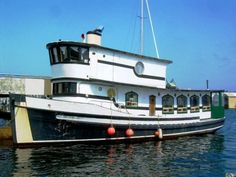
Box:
224, 92, 236, 96
170, 88, 224, 93
46, 41, 172, 64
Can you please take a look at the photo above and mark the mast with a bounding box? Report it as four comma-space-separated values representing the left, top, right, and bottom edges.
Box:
140, 0, 144, 55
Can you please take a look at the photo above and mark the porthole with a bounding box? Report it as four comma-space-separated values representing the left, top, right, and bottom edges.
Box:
134, 62, 144, 75
98, 87, 102, 91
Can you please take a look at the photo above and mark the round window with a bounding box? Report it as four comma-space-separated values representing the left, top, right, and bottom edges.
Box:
134, 62, 144, 75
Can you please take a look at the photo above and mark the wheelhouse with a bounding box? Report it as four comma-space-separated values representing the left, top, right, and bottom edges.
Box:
48, 42, 90, 65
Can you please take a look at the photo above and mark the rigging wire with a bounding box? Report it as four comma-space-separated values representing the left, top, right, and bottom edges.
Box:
124, 0, 160, 58
123, 1, 139, 54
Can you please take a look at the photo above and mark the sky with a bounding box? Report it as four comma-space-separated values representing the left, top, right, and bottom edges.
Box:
0, 0, 236, 91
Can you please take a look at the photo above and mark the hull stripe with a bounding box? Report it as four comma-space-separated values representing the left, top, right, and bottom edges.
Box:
17, 125, 223, 145
163, 125, 223, 137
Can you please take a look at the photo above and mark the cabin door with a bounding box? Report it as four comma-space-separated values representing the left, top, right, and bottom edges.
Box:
149, 95, 156, 116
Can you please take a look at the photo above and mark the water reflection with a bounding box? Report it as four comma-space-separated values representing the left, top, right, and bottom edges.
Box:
13, 148, 33, 177
2, 134, 224, 177
222, 110, 236, 174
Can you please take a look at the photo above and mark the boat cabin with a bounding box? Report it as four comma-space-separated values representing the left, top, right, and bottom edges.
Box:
46, 30, 224, 119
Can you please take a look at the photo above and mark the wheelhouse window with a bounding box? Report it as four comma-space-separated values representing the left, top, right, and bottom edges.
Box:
49, 47, 59, 63
49, 45, 89, 64
162, 94, 174, 114
59, 46, 67, 62
177, 95, 187, 113
202, 95, 211, 111
125, 91, 138, 108
190, 95, 200, 112
53, 82, 77, 95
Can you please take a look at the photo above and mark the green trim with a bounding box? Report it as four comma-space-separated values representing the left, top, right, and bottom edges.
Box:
211, 91, 225, 119
177, 111, 188, 114
162, 112, 174, 114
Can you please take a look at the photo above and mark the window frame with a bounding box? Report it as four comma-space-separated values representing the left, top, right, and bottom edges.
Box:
162, 94, 174, 114
53, 82, 77, 95
177, 95, 188, 113
202, 94, 211, 112
190, 95, 200, 113
125, 91, 138, 108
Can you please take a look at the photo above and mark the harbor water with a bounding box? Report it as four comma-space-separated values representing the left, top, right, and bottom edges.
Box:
0, 110, 236, 177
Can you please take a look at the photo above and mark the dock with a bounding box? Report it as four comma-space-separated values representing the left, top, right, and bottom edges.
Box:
0, 126, 12, 140
0, 94, 10, 119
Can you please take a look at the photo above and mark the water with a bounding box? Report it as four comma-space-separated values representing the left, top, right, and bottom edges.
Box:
0, 110, 236, 177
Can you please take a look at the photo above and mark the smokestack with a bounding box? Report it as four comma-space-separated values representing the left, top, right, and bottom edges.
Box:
86, 26, 104, 46
206, 80, 209, 90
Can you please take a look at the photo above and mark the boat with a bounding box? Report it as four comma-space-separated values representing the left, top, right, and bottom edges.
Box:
9, 0, 225, 147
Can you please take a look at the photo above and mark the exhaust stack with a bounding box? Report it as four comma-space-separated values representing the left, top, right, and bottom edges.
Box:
86, 26, 104, 46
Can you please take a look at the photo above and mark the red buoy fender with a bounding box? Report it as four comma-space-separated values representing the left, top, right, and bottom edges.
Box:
126, 128, 134, 137
154, 130, 159, 137
107, 126, 116, 136
154, 128, 163, 139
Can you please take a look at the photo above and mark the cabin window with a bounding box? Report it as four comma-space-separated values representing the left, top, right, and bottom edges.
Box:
125, 91, 138, 107
59, 46, 68, 61
68, 46, 89, 63
49, 47, 59, 64
190, 95, 200, 112
162, 94, 174, 114
212, 93, 220, 106
49, 46, 89, 64
49, 49, 54, 64
202, 95, 211, 111
221, 94, 225, 107
177, 95, 187, 113
53, 82, 77, 95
